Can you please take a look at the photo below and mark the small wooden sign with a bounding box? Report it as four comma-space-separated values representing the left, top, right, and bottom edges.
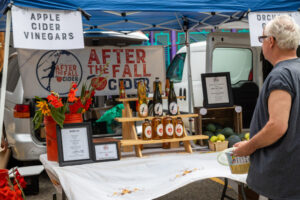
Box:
92, 138, 121, 162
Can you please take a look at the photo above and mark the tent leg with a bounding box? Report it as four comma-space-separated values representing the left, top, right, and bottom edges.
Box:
184, 30, 194, 135
0, 9, 12, 151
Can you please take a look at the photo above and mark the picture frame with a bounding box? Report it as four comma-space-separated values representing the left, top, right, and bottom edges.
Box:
92, 138, 121, 162
201, 72, 233, 108
56, 122, 93, 167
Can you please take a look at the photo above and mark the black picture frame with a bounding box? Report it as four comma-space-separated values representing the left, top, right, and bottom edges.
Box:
56, 122, 93, 167
201, 72, 233, 108
92, 138, 121, 162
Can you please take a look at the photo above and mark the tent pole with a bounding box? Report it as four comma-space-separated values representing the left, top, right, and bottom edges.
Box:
0, 9, 11, 151
184, 30, 194, 136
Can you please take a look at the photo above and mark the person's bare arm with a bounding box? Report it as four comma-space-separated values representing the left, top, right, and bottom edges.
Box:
233, 89, 291, 156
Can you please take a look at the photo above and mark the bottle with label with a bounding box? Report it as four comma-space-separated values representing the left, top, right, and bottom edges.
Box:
119, 79, 126, 98
165, 78, 170, 97
153, 77, 162, 94
142, 119, 152, 140
152, 118, 163, 140
168, 80, 178, 115
153, 78, 163, 116
163, 116, 174, 139
137, 80, 148, 117
174, 117, 184, 138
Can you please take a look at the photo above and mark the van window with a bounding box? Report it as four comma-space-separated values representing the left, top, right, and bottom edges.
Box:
166, 53, 186, 82
212, 48, 252, 84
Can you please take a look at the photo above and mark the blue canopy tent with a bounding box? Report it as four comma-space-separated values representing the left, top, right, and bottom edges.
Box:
0, 0, 300, 148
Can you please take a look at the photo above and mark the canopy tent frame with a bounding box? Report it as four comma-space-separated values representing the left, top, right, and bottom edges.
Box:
0, 7, 11, 151
0, 0, 300, 151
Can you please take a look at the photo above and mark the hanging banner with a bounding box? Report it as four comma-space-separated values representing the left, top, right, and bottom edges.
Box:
17, 46, 165, 98
249, 12, 300, 47
11, 6, 84, 50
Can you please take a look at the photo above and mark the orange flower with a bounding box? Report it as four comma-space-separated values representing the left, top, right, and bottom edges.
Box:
71, 82, 77, 89
68, 88, 78, 103
47, 94, 63, 108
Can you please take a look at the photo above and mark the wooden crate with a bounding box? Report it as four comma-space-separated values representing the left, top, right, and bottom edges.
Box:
208, 141, 228, 151
194, 106, 243, 135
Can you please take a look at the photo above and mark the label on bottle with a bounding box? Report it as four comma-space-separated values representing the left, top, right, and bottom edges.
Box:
165, 123, 174, 136
154, 103, 163, 115
157, 124, 163, 136
144, 126, 152, 139
175, 124, 183, 137
139, 103, 148, 117
169, 102, 178, 115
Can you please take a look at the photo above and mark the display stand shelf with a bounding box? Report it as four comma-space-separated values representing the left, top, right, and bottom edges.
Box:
115, 114, 198, 122
116, 96, 185, 102
121, 135, 208, 146
115, 97, 207, 157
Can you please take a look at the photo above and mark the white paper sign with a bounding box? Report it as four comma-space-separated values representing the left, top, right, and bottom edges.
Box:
17, 46, 165, 97
95, 144, 118, 160
206, 76, 229, 104
11, 6, 84, 50
61, 127, 90, 161
249, 12, 300, 47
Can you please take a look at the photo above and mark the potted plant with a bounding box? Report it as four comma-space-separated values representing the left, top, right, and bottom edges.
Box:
33, 82, 95, 161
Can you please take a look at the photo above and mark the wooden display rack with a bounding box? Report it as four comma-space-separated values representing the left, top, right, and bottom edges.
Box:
194, 105, 243, 135
115, 96, 208, 157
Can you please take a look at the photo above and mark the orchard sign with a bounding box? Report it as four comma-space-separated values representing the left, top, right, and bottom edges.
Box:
17, 46, 165, 98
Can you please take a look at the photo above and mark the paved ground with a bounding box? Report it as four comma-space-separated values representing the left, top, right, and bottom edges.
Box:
26, 172, 238, 200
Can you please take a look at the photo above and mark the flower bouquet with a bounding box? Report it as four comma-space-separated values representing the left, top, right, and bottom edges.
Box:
0, 168, 26, 200
33, 82, 95, 129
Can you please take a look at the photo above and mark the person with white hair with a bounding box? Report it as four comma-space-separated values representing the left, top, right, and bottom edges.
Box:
233, 15, 300, 199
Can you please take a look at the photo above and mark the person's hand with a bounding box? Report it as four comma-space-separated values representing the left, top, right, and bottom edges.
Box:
233, 140, 255, 156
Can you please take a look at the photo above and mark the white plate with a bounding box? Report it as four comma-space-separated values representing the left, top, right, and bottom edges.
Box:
217, 147, 236, 166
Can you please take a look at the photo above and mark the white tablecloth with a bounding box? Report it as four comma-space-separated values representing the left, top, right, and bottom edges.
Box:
40, 152, 247, 200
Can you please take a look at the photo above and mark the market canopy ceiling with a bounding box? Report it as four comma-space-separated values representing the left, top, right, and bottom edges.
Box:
0, 0, 300, 32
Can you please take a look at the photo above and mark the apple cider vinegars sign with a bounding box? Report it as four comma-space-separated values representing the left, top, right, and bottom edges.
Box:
17, 46, 165, 97
11, 6, 84, 50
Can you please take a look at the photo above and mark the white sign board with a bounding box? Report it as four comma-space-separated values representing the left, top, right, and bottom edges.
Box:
17, 46, 165, 98
11, 6, 84, 50
249, 12, 300, 46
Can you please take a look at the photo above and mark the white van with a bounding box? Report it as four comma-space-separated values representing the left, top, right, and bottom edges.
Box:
167, 32, 264, 129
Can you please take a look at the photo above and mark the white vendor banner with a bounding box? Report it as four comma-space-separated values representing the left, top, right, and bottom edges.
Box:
11, 6, 84, 50
17, 46, 165, 98
249, 12, 300, 47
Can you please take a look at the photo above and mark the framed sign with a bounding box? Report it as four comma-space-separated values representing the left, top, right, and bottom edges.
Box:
201, 72, 233, 108
56, 122, 93, 167
92, 138, 121, 162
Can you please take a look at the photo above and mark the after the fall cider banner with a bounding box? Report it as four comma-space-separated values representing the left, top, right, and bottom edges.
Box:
17, 46, 165, 98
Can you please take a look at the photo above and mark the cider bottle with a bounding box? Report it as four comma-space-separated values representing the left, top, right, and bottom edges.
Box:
152, 117, 163, 140
163, 116, 174, 139
165, 78, 170, 97
168, 81, 178, 115
119, 80, 126, 98
153, 77, 162, 94
174, 117, 184, 138
137, 80, 148, 117
142, 119, 152, 140
153, 78, 163, 116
